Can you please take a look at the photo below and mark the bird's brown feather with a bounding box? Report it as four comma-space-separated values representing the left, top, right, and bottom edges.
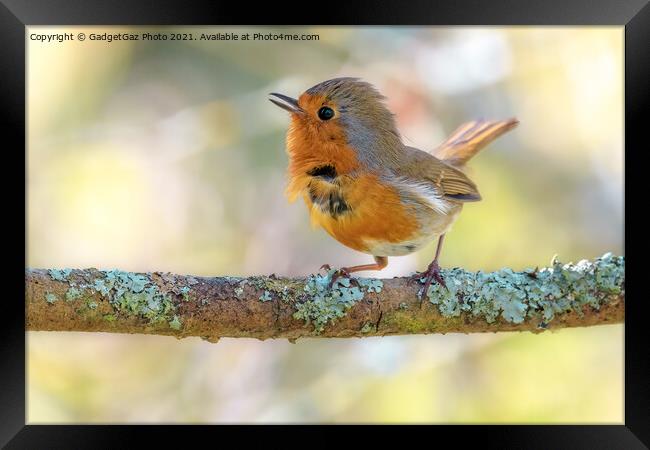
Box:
395, 146, 482, 202
433, 118, 519, 167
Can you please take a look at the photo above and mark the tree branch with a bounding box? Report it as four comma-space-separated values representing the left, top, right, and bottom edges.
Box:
26, 254, 624, 342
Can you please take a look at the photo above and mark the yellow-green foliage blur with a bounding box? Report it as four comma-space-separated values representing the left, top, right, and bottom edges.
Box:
27, 26, 623, 423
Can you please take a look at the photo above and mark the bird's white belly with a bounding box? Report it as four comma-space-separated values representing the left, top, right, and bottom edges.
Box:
363, 205, 462, 257
364, 233, 437, 256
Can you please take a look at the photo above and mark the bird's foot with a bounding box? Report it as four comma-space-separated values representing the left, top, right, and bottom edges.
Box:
319, 263, 333, 274
330, 268, 354, 289
319, 264, 354, 289
413, 260, 448, 301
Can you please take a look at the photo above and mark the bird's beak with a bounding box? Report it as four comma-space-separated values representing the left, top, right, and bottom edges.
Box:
269, 92, 303, 114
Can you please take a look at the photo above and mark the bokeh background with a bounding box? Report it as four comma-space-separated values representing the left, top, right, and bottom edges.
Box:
27, 26, 624, 423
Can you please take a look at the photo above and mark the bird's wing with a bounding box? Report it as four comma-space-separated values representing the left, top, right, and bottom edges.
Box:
394, 146, 481, 202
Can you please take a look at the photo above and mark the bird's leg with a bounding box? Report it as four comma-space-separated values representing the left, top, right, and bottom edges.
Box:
413, 234, 448, 300
322, 256, 388, 288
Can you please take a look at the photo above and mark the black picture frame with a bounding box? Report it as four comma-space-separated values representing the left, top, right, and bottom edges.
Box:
3, 0, 645, 446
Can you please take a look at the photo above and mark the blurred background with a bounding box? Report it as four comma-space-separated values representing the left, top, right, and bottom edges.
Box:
27, 26, 623, 423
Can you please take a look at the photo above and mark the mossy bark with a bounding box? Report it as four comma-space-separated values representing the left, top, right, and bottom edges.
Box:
26, 255, 624, 341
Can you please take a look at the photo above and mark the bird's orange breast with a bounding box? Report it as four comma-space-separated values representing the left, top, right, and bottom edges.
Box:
283, 100, 422, 255
305, 173, 421, 254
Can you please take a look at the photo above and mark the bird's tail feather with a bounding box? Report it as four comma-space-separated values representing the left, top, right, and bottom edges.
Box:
433, 118, 518, 167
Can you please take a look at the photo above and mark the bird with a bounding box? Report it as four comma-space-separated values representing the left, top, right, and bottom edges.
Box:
269, 77, 518, 297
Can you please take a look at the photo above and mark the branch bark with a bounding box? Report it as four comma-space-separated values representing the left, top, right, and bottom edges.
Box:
26, 254, 624, 342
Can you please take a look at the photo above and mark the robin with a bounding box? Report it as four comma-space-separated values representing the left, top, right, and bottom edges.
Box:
269, 77, 518, 297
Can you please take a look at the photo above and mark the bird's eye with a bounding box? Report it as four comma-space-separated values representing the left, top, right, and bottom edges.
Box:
318, 106, 335, 121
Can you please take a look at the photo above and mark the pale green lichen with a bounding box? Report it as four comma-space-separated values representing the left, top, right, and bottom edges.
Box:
45, 293, 58, 304
279, 286, 294, 302
48, 268, 72, 282
234, 287, 245, 299
94, 279, 110, 296
65, 287, 82, 302
247, 276, 301, 303
422, 253, 624, 325
259, 291, 273, 302
179, 286, 190, 301
169, 315, 182, 330
88, 301, 98, 309
357, 278, 383, 293
293, 270, 380, 333
92, 270, 176, 325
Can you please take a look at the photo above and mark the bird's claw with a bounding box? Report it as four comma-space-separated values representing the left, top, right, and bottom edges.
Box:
319, 264, 355, 288
328, 268, 353, 289
415, 262, 448, 302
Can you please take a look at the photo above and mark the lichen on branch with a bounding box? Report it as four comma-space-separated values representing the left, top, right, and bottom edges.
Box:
25, 253, 624, 341
420, 253, 624, 327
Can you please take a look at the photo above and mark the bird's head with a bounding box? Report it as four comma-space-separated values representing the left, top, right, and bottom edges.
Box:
269, 78, 402, 167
